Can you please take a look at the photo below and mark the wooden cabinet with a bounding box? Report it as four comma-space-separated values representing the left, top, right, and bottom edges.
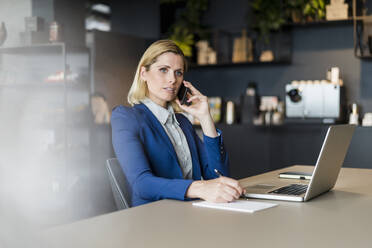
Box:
218, 124, 372, 179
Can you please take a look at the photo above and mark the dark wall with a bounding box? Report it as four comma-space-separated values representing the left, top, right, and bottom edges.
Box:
202, 0, 251, 30
110, 0, 160, 39
185, 0, 372, 115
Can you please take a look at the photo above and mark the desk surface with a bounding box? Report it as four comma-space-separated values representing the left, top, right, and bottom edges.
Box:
41, 166, 372, 248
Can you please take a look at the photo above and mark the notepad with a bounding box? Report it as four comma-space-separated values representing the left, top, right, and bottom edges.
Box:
192, 200, 278, 213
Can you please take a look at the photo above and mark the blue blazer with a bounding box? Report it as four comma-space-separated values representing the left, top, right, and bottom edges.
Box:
111, 103, 229, 207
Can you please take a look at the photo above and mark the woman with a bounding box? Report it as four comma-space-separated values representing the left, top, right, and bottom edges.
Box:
111, 40, 244, 207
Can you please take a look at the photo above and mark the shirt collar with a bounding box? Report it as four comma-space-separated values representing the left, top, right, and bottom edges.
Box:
141, 98, 179, 125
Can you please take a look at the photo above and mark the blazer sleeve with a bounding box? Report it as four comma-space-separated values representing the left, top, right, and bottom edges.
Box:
196, 129, 230, 179
111, 106, 193, 202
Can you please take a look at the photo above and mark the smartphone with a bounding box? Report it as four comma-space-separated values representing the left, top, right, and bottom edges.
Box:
177, 84, 191, 106
279, 171, 312, 180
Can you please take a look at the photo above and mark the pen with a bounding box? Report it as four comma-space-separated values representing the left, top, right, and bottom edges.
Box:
215, 168, 247, 199
214, 168, 223, 177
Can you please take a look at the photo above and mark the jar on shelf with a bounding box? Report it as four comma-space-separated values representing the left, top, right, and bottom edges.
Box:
49, 21, 61, 42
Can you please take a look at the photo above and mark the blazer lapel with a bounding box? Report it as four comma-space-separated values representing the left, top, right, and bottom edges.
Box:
134, 104, 179, 164
176, 114, 202, 180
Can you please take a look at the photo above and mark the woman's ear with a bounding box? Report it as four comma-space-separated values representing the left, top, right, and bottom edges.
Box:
140, 66, 147, 81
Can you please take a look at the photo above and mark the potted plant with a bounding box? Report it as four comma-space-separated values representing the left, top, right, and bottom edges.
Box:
160, 0, 209, 58
169, 26, 194, 57
287, 0, 306, 23
303, 0, 326, 22
250, 0, 286, 43
250, 0, 290, 62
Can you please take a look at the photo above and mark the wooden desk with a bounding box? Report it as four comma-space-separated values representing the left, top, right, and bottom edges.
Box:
40, 166, 372, 248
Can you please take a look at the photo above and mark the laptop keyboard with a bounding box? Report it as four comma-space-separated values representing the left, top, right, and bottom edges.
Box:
269, 184, 308, 196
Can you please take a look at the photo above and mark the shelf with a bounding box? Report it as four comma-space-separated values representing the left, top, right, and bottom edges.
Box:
353, 16, 372, 21
189, 60, 291, 69
285, 19, 353, 27
215, 122, 349, 128
0, 82, 90, 91
0, 42, 89, 54
355, 54, 372, 59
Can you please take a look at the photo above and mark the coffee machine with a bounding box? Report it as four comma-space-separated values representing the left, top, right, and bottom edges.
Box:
285, 80, 345, 123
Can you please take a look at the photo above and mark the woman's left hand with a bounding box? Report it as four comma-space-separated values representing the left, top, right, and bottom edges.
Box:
175, 81, 210, 122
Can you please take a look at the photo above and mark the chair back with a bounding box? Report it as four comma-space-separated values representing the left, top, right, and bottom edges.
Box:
105, 158, 131, 210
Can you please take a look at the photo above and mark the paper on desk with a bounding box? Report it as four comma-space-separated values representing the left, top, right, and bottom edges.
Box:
192, 200, 278, 213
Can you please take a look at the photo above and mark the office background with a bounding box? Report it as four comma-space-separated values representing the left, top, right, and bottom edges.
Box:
1, 0, 372, 247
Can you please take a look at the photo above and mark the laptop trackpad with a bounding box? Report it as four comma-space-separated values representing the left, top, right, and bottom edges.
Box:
245, 184, 276, 193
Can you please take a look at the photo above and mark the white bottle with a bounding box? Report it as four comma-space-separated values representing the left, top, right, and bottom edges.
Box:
349, 103, 359, 125
226, 101, 235, 125
331, 67, 340, 84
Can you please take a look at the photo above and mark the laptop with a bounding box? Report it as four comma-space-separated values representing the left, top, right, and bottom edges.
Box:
244, 125, 355, 202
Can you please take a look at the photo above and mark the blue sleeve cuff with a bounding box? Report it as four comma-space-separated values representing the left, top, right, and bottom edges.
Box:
201, 128, 229, 177
181, 179, 194, 200
203, 128, 223, 145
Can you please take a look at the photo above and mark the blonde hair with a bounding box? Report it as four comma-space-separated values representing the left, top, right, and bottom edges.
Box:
127, 39, 187, 111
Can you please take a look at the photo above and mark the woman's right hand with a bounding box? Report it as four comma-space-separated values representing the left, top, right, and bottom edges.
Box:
186, 177, 245, 203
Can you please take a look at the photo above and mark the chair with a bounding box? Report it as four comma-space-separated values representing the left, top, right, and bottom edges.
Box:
105, 158, 132, 210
